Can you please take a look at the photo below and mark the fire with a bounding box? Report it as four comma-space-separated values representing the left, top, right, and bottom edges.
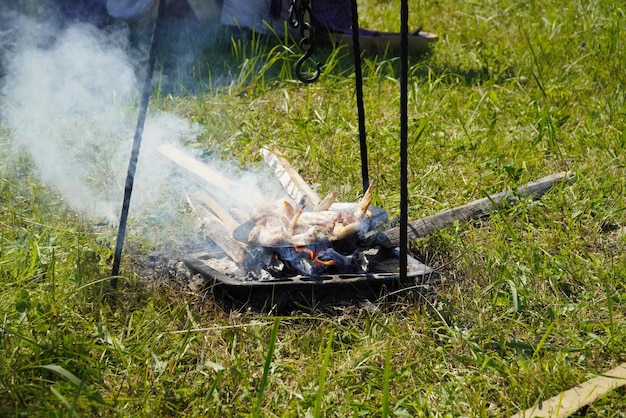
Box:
243, 182, 377, 247
294, 245, 337, 266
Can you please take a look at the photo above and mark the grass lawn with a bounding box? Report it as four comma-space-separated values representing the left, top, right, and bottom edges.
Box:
1, 0, 625, 416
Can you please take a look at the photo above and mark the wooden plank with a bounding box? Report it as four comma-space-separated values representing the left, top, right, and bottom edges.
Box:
192, 191, 242, 231
186, 194, 248, 264
318, 31, 439, 56
157, 143, 265, 210
511, 363, 626, 418
157, 143, 235, 193
199, 213, 248, 265
378, 172, 575, 247
260, 148, 321, 205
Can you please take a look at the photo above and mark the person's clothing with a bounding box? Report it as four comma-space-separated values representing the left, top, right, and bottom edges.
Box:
106, 0, 153, 19
311, 0, 351, 33
50, 0, 110, 26
219, 0, 380, 37
220, 0, 292, 35
312, 0, 380, 36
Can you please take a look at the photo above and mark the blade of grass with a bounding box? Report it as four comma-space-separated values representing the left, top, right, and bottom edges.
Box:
38, 364, 82, 387
533, 321, 555, 358
313, 328, 334, 418
39, 364, 86, 417
50, 386, 73, 414
254, 318, 280, 417
382, 339, 392, 418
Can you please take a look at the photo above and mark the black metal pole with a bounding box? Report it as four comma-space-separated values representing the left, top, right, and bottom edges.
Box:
350, 0, 369, 194
111, 0, 166, 285
399, 0, 409, 281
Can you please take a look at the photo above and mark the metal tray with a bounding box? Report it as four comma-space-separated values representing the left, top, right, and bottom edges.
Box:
183, 249, 437, 290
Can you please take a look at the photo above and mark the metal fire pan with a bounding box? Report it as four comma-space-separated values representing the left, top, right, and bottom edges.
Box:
184, 251, 439, 312
183, 250, 437, 290
232, 203, 388, 248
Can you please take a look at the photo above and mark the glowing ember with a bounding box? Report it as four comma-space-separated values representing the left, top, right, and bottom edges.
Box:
294, 245, 336, 266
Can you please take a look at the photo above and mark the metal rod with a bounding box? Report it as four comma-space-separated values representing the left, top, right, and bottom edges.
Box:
399, 0, 409, 282
111, 0, 166, 285
350, 0, 369, 194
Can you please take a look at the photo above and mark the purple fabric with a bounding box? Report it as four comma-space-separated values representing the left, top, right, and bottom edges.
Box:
270, 0, 282, 19
312, 0, 380, 36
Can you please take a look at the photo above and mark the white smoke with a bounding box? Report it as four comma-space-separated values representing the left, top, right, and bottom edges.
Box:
0, 10, 285, 245
3, 20, 139, 220
0, 12, 203, 223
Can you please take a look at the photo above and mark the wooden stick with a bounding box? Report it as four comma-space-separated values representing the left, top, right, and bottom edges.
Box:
379, 172, 575, 247
158, 143, 236, 193
260, 148, 321, 205
511, 363, 626, 418
192, 191, 242, 231
157, 143, 265, 208
186, 194, 248, 264
200, 214, 248, 265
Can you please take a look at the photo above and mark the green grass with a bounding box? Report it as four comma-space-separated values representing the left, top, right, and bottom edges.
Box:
2, 0, 626, 416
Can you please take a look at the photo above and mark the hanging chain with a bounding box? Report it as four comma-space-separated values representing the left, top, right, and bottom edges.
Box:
288, 0, 321, 83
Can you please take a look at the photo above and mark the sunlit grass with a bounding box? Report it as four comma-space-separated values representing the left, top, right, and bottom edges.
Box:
2, 0, 626, 416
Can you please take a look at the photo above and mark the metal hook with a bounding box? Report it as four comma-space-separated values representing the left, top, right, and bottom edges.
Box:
289, 0, 322, 83
288, 1, 301, 29
295, 34, 321, 83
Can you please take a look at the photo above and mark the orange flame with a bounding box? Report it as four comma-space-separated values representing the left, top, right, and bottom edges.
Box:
294, 245, 336, 266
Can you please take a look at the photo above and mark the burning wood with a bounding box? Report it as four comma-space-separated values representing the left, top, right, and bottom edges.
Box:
158, 145, 430, 283
260, 148, 321, 206
230, 182, 386, 278
158, 144, 573, 300
253, 243, 368, 277
242, 182, 376, 247
185, 192, 249, 265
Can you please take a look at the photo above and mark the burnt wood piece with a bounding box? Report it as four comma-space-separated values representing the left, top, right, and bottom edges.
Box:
200, 215, 248, 265
186, 195, 249, 265
192, 191, 242, 231
260, 148, 321, 206
377, 171, 575, 247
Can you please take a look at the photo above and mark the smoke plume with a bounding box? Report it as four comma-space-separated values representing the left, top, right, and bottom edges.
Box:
0, 7, 284, 244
